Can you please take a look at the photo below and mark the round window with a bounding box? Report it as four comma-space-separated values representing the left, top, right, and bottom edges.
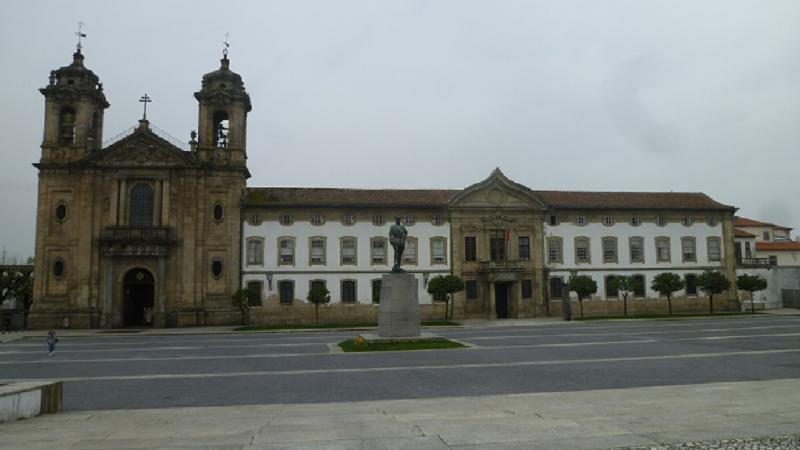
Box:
53, 260, 65, 279
55, 203, 68, 222
211, 260, 223, 278
213, 204, 224, 222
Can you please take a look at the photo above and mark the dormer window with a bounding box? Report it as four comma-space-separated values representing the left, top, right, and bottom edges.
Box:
213, 111, 229, 148
59, 107, 76, 144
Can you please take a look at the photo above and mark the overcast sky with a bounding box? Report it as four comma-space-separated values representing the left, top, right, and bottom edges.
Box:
1, 1, 798, 259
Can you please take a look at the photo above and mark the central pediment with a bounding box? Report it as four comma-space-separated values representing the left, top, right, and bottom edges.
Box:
449, 168, 546, 210
86, 122, 195, 168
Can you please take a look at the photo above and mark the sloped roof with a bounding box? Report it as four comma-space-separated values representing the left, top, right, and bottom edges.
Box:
734, 228, 756, 238
756, 241, 800, 251
532, 190, 735, 211
734, 217, 793, 230
244, 188, 458, 207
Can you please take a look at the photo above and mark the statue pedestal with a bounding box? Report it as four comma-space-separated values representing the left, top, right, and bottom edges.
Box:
377, 273, 420, 338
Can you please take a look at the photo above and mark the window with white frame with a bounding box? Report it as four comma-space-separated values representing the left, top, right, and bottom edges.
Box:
602, 237, 617, 263
707, 237, 721, 261
402, 215, 415, 226
310, 214, 324, 226
707, 216, 718, 227
340, 238, 357, 265
278, 280, 294, 305
682, 217, 694, 226
431, 237, 447, 264
370, 237, 387, 265
602, 216, 615, 226
403, 237, 417, 265
278, 237, 295, 265
681, 237, 696, 262
246, 238, 264, 266
372, 214, 384, 226
656, 237, 671, 262
547, 237, 562, 264
575, 237, 590, 263
629, 237, 644, 263
630, 216, 641, 226
576, 216, 587, 226
279, 214, 293, 226
655, 216, 667, 226
549, 215, 559, 226
248, 213, 262, 226
341, 214, 355, 226
432, 214, 444, 226
309, 237, 326, 265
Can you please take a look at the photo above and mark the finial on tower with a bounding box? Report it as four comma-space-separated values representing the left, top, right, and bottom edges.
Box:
222, 32, 231, 58
139, 93, 152, 121
75, 21, 87, 53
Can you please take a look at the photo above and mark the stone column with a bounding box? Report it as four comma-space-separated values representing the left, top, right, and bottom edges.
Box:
489, 281, 497, 320
157, 256, 167, 327
102, 255, 114, 327
117, 179, 126, 225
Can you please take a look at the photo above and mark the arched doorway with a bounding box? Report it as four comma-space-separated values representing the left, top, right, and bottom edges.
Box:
123, 268, 155, 327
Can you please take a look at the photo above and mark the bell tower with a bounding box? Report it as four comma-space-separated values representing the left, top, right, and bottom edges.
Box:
194, 42, 251, 166
39, 46, 109, 162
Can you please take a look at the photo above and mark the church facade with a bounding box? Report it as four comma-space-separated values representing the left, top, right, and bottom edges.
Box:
30, 49, 740, 329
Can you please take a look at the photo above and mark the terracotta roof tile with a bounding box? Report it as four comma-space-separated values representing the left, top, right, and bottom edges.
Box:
734, 228, 756, 238
755, 241, 800, 251
532, 190, 735, 211
244, 188, 458, 207
734, 217, 793, 231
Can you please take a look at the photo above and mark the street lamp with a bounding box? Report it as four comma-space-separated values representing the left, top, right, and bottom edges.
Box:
422, 271, 430, 287
265, 272, 273, 291
561, 269, 578, 321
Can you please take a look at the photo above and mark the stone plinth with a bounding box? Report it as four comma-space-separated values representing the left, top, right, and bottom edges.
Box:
378, 273, 420, 338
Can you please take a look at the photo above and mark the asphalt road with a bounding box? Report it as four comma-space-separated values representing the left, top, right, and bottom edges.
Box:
1, 315, 799, 411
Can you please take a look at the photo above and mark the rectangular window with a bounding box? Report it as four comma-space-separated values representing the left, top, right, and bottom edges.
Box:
547, 238, 562, 264
769, 255, 778, 266
735, 242, 742, 260
707, 237, 721, 262
681, 237, 696, 262
465, 280, 478, 300
431, 238, 447, 264
575, 237, 590, 263
371, 238, 387, 265
629, 237, 644, 263
518, 237, 530, 261
763, 231, 770, 241
549, 277, 563, 299
246, 239, 263, 265
490, 230, 506, 262
632, 275, 645, 297
464, 236, 477, 261
403, 238, 417, 265
278, 238, 294, 265
605, 275, 618, 298
341, 238, 357, 265
279, 281, 294, 305
602, 237, 617, 263
341, 280, 356, 303
549, 215, 559, 226
685, 274, 697, 295
745, 241, 752, 258
310, 238, 326, 265
521, 279, 533, 299
246, 281, 262, 307
656, 237, 671, 262
371, 279, 381, 304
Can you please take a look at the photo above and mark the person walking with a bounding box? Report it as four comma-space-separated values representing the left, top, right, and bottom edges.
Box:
46, 330, 58, 356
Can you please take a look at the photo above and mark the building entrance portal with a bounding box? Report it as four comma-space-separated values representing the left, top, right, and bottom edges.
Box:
495, 283, 510, 319
123, 268, 155, 327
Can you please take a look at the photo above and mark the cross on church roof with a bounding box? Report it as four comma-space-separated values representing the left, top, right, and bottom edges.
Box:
223, 32, 231, 57
139, 94, 152, 120
75, 21, 87, 52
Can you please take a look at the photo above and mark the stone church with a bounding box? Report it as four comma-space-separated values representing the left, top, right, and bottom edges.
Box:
29, 49, 251, 329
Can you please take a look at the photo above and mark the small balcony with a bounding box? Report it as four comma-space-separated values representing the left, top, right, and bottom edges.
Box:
100, 226, 176, 244
736, 257, 772, 268
478, 260, 525, 272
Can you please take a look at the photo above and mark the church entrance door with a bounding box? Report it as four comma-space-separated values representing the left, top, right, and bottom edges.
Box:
495, 282, 510, 319
123, 268, 155, 327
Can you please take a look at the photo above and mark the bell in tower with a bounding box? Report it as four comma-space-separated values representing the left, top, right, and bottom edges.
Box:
39, 29, 109, 162
194, 38, 252, 166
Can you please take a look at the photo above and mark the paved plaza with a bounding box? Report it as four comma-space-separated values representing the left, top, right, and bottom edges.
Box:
1, 315, 799, 448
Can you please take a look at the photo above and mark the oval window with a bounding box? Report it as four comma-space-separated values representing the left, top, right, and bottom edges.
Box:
213, 204, 224, 222
55, 203, 68, 222
211, 260, 223, 278
53, 260, 65, 278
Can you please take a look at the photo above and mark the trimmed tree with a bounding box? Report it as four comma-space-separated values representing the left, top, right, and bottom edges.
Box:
427, 275, 465, 321
231, 288, 252, 326
737, 274, 768, 314
307, 286, 331, 325
696, 271, 731, 314
651, 273, 684, 315
568, 275, 597, 319
609, 275, 641, 317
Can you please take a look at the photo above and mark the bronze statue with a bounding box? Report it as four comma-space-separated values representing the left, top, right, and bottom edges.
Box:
389, 217, 407, 272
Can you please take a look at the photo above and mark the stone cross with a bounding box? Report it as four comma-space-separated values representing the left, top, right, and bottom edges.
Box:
75, 22, 87, 51
223, 32, 231, 57
139, 94, 152, 120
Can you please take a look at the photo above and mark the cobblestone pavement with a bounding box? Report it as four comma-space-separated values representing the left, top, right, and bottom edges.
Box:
616, 435, 800, 450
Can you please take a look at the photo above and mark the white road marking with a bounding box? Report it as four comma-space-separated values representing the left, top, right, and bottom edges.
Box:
3, 348, 798, 383
677, 332, 800, 341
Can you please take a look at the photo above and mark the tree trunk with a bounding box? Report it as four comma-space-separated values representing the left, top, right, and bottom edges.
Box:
444, 298, 449, 321
750, 292, 755, 314
579, 297, 584, 319
709, 295, 714, 314
315, 305, 319, 325
623, 294, 628, 317
667, 295, 673, 315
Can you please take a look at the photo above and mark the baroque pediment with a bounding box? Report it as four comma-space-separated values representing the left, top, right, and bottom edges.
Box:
449, 168, 546, 209
87, 126, 195, 168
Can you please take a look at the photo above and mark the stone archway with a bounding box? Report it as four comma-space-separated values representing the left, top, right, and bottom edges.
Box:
122, 268, 155, 327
